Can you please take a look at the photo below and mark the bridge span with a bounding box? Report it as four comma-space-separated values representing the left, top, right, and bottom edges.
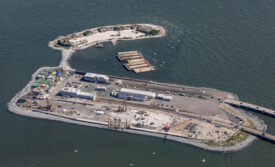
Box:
240, 126, 275, 143
224, 99, 275, 117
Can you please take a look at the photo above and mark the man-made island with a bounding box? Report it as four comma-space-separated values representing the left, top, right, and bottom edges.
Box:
49, 23, 165, 50
8, 24, 274, 152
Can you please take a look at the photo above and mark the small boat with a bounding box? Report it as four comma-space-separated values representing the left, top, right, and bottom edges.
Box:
95, 42, 104, 48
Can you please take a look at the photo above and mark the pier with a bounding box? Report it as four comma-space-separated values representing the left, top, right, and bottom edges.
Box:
117, 51, 154, 73
224, 99, 275, 117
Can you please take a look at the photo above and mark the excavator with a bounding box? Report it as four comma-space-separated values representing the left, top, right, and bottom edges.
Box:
163, 123, 170, 131
117, 98, 127, 112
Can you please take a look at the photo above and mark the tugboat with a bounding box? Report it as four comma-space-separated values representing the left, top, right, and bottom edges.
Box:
95, 42, 104, 48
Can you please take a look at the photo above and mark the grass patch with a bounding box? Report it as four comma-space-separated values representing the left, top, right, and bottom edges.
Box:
54, 44, 60, 47
113, 26, 120, 31
205, 131, 249, 147
149, 29, 160, 35
224, 131, 249, 146
204, 140, 220, 146
83, 30, 92, 36
247, 119, 257, 129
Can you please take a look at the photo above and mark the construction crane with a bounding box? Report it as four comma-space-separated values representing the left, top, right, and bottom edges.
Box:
45, 97, 53, 111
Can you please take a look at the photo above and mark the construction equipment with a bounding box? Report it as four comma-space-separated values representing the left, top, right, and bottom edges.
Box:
124, 98, 127, 110
163, 123, 170, 131
117, 98, 127, 112
45, 97, 53, 111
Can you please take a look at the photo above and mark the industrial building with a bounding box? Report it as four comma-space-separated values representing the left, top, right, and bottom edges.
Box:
118, 88, 156, 101
83, 73, 109, 83
59, 87, 78, 97
59, 87, 96, 100
77, 91, 96, 100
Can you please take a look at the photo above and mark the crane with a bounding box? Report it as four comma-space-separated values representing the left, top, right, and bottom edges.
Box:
45, 97, 53, 111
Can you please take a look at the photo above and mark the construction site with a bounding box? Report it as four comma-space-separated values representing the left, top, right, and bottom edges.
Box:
8, 23, 274, 153
15, 68, 265, 146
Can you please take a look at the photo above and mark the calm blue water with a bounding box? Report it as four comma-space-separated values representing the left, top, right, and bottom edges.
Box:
0, 0, 274, 166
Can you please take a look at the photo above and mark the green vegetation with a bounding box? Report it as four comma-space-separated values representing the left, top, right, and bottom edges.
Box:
224, 131, 249, 146
248, 119, 257, 129
70, 34, 77, 38
54, 44, 60, 47
114, 26, 123, 31
220, 103, 237, 115
204, 140, 220, 146
130, 24, 138, 30
149, 29, 160, 35
205, 131, 249, 147
83, 30, 92, 36
97, 28, 105, 32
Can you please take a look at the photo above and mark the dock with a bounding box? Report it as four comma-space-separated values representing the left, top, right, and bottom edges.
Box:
224, 99, 275, 117
117, 51, 154, 73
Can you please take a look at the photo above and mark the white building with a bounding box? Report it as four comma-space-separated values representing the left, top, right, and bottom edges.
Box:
118, 88, 156, 101
59, 87, 96, 100
95, 86, 106, 91
59, 87, 79, 97
77, 91, 96, 100
83, 73, 109, 83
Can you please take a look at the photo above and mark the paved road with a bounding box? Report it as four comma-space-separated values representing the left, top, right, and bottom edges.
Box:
224, 99, 275, 117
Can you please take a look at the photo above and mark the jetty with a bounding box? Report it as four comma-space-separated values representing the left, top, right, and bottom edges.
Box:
224, 99, 275, 117
117, 51, 154, 73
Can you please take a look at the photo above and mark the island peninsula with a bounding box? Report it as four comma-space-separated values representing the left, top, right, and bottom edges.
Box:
8, 24, 275, 152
